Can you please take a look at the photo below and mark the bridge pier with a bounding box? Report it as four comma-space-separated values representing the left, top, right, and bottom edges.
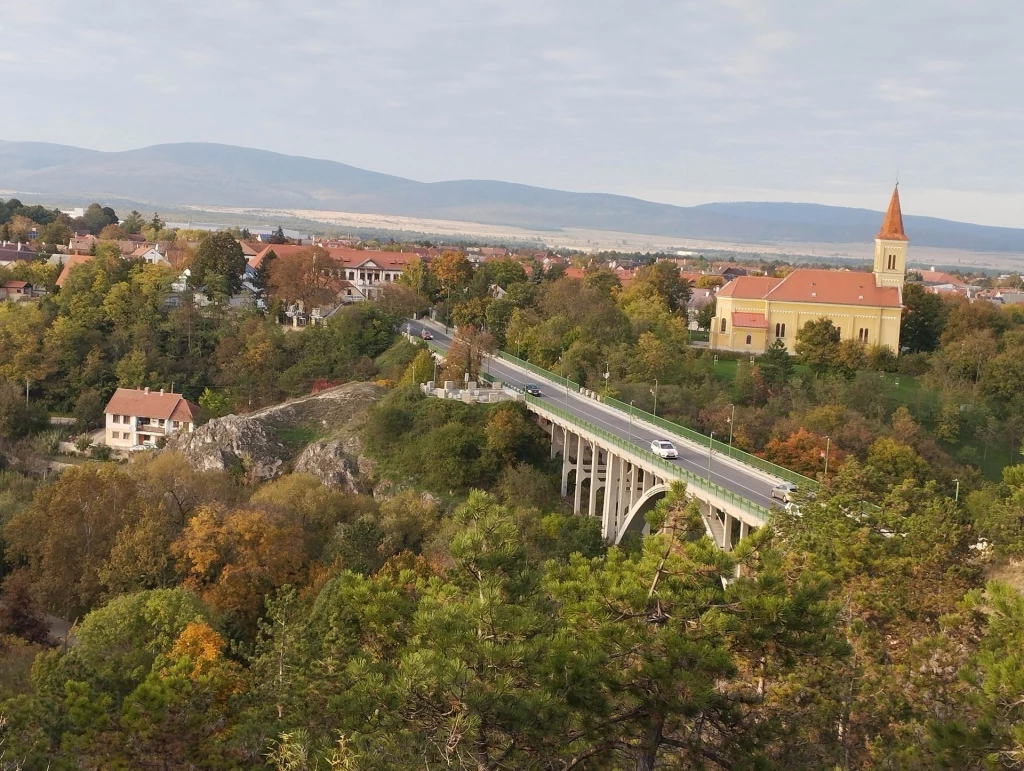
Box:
544, 415, 764, 550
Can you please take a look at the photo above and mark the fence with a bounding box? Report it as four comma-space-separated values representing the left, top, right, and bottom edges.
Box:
493, 349, 814, 489
602, 396, 816, 489
527, 395, 771, 523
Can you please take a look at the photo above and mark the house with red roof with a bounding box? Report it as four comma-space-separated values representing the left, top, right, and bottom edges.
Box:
103, 387, 199, 450
710, 186, 908, 354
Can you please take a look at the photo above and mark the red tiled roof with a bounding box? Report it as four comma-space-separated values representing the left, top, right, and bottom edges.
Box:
732, 312, 768, 328
767, 269, 900, 307
55, 254, 94, 287
876, 185, 908, 241
250, 245, 418, 272
3, 280, 29, 289
718, 269, 900, 308
716, 276, 782, 299
104, 388, 198, 422
919, 270, 965, 286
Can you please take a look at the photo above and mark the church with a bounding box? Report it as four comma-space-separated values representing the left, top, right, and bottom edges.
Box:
709, 186, 907, 354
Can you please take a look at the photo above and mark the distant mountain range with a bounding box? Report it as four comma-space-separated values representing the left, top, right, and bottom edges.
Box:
2, 140, 1023, 253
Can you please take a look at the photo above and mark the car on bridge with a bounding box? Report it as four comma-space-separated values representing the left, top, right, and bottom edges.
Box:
650, 439, 678, 459
771, 482, 798, 503
419, 329, 433, 340
525, 383, 542, 396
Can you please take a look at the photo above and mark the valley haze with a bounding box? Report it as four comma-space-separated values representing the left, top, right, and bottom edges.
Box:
2, 139, 1022, 269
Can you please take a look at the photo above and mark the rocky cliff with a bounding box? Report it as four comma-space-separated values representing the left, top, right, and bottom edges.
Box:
166, 382, 384, 490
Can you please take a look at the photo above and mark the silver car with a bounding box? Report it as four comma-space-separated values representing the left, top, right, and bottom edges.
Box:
771, 482, 798, 503
651, 439, 678, 459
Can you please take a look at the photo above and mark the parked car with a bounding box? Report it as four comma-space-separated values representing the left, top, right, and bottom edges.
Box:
771, 482, 798, 503
419, 329, 433, 340
651, 439, 678, 459
525, 383, 542, 396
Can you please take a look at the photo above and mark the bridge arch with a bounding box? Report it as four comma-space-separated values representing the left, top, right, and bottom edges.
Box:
614, 483, 721, 546
615, 483, 671, 544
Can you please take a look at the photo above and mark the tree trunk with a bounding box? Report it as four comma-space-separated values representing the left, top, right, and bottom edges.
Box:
633, 715, 664, 771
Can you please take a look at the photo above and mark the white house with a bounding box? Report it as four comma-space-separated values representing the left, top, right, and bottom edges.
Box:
131, 245, 169, 265
103, 387, 199, 449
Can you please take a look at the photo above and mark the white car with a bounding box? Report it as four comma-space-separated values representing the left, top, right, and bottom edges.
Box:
771, 482, 798, 503
651, 439, 678, 459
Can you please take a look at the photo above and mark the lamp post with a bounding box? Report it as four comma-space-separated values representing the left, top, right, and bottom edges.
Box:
727, 403, 735, 454
603, 362, 610, 399
628, 400, 635, 444
823, 435, 831, 478
444, 284, 451, 334
561, 349, 569, 410
432, 358, 438, 385
652, 379, 659, 418
707, 431, 715, 483
954, 478, 960, 510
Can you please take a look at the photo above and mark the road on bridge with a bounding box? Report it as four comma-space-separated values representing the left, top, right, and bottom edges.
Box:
406, 318, 782, 511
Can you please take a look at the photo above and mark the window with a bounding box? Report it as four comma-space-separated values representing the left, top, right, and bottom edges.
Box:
112, 431, 119, 440
720, 318, 727, 333
887, 254, 897, 270
781, 323, 786, 337
857, 328, 869, 343
745, 334, 752, 345
775, 322, 787, 338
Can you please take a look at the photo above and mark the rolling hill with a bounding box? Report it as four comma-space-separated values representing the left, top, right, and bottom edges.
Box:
2, 140, 1023, 252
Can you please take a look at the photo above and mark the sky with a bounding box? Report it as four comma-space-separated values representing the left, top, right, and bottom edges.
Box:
4, 0, 1024, 227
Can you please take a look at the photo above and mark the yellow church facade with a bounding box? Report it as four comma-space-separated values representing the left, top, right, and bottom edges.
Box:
710, 186, 908, 354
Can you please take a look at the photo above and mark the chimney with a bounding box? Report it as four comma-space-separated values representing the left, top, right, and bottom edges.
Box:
144, 387, 150, 394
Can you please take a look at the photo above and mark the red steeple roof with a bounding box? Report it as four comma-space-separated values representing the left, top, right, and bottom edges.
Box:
876, 184, 908, 242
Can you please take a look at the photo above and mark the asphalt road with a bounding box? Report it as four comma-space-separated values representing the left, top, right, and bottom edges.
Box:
405, 319, 782, 511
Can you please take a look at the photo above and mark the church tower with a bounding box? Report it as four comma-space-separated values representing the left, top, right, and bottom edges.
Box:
873, 184, 908, 291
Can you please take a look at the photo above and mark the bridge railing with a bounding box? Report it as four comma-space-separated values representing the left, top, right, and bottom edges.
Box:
493, 350, 813, 490
526, 395, 771, 523
602, 396, 816, 489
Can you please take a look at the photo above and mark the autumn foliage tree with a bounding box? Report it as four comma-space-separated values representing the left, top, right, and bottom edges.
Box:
762, 427, 846, 477
267, 246, 338, 307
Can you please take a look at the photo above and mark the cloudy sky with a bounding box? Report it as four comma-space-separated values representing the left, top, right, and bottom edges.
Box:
4, 1, 1023, 226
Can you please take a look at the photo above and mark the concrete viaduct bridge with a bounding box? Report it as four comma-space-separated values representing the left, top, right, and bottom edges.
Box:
406, 319, 807, 551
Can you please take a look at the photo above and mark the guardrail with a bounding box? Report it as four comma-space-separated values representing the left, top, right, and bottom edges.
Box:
496, 351, 580, 392
525, 395, 771, 523
602, 396, 815, 489
493, 350, 814, 489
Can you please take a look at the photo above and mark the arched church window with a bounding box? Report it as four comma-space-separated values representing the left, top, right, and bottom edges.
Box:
745, 334, 752, 345
721, 318, 727, 333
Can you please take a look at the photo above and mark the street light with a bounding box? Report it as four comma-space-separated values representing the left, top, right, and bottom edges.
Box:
727, 403, 736, 454
954, 478, 960, 510
561, 349, 569, 409
603, 362, 610, 399
823, 435, 831, 478
628, 400, 635, 444
652, 379, 659, 418
707, 431, 715, 483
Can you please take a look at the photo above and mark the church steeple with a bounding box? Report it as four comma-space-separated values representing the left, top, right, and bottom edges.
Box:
876, 184, 908, 241
873, 184, 908, 290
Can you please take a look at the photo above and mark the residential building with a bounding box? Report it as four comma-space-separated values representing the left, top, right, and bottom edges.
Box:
248, 245, 418, 304
55, 254, 94, 287
710, 186, 907, 354
68, 234, 98, 254
103, 387, 199, 449
130, 244, 169, 264
0, 280, 31, 301
0, 241, 34, 266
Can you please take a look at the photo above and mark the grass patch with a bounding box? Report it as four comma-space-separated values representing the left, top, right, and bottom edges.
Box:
274, 426, 326, 451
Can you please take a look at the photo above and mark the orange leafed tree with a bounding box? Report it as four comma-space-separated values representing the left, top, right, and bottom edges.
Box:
761, 428, 846, 477
267, 246, 339, 307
